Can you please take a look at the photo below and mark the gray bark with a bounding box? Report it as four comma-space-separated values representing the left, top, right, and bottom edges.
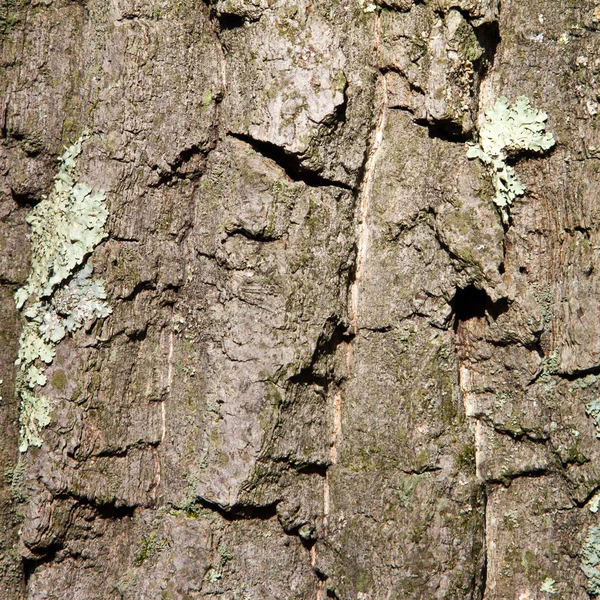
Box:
1, 0, 599, 598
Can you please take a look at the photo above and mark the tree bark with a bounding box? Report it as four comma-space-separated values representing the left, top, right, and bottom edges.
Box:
1, 0, 599, 598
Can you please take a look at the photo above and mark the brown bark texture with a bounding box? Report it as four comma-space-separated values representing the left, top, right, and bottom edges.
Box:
1, 0, 600, 598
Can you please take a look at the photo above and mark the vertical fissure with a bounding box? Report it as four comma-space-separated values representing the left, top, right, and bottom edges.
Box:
314, 12, 389, 599
349, 13, 388, 335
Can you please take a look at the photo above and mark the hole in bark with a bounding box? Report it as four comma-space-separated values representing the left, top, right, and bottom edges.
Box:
453, 285, 488, 321
452, 284, 508, 324
10, 188, 39, 208
474, 21, 501, 69
530, 340, 545, 359
218, 12, 246, 30
22, 545, 61, 591
417, 119, 471, 142
22, 558, 34, 593
296, 463, 328, 477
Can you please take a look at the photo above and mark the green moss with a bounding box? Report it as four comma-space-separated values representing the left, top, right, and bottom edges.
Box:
455, 442, 475, 472
134, 532, 167, 566
201, 89, 213, 106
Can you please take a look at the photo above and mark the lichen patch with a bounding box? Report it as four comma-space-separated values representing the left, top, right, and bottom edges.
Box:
466, 96, 555, 223
14, 132, 111, 452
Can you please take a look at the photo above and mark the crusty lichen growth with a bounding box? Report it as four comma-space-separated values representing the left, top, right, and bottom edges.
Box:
15, 132, 111, 452
582, 525, 600, 595
586, 398, 600, 438
467, 96, 555, 223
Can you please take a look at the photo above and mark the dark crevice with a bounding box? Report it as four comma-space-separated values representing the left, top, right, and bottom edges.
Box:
54, 494, 137, 520
452, 284, 509, 326
360, 324, 393, 334
171, 144, 202, 168
295, 463, 329, 477
124, 325, 148, 342
76, 439, 158, 460
575, 485, 600, 510
268, 455, 330, 476
316, 319, 354, 359
10, 188, 39, 208
6, 131, 43, 157
188, 497, 278, 521
558, 363, 600, 382
223, 227, 282, 243
316, 81, 349, 141
0, 276, 21, 286
287, 367, 329, 390
1, 100, 8, 139
22, 547, 60, 591
150, 145, 207, 187
112, 235, 140, 243
563, 224, 591, 236
416, 118, 472, 142
473, 20, 500, 72
332, 84, 348, 125
487, 467, 550, 486
217, 11, 246, 30
228, 133, 353, 191
401, 465, 442, 475
290, 320, 353, 389
121, 280, 156, 302
449, 9, 499, 73
381, 67, 425, 100
524, 337, 545, 359
505, 144, 558, 168
88, 501, 136, 520
489, 421, 548, 443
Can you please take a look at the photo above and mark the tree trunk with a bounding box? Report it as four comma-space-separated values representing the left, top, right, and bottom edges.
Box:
1, 0, 599, 598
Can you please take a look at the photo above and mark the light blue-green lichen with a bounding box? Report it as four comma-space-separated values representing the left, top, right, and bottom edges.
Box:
583, 400, 600, 591
582, 526, 600, 595
15, 132, 111, 452
589, 493, 600, 514
586, 399, 600, 439
540, 577, 558, 594
467, 96, 555, 223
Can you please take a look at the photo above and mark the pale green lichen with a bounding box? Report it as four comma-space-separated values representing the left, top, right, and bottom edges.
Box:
582, 526, 600, 595
589, 493, 600, 514
540, 577, 558, 594
467, 96, 555, 223
15, 132, 111, 452
586, 398, 600, 439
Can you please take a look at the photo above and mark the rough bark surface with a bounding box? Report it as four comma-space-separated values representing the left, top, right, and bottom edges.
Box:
1, 0, 600, 598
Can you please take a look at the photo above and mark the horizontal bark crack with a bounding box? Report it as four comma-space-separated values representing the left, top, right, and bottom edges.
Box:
228, 133, 353, 191
178, 496, 279, 522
